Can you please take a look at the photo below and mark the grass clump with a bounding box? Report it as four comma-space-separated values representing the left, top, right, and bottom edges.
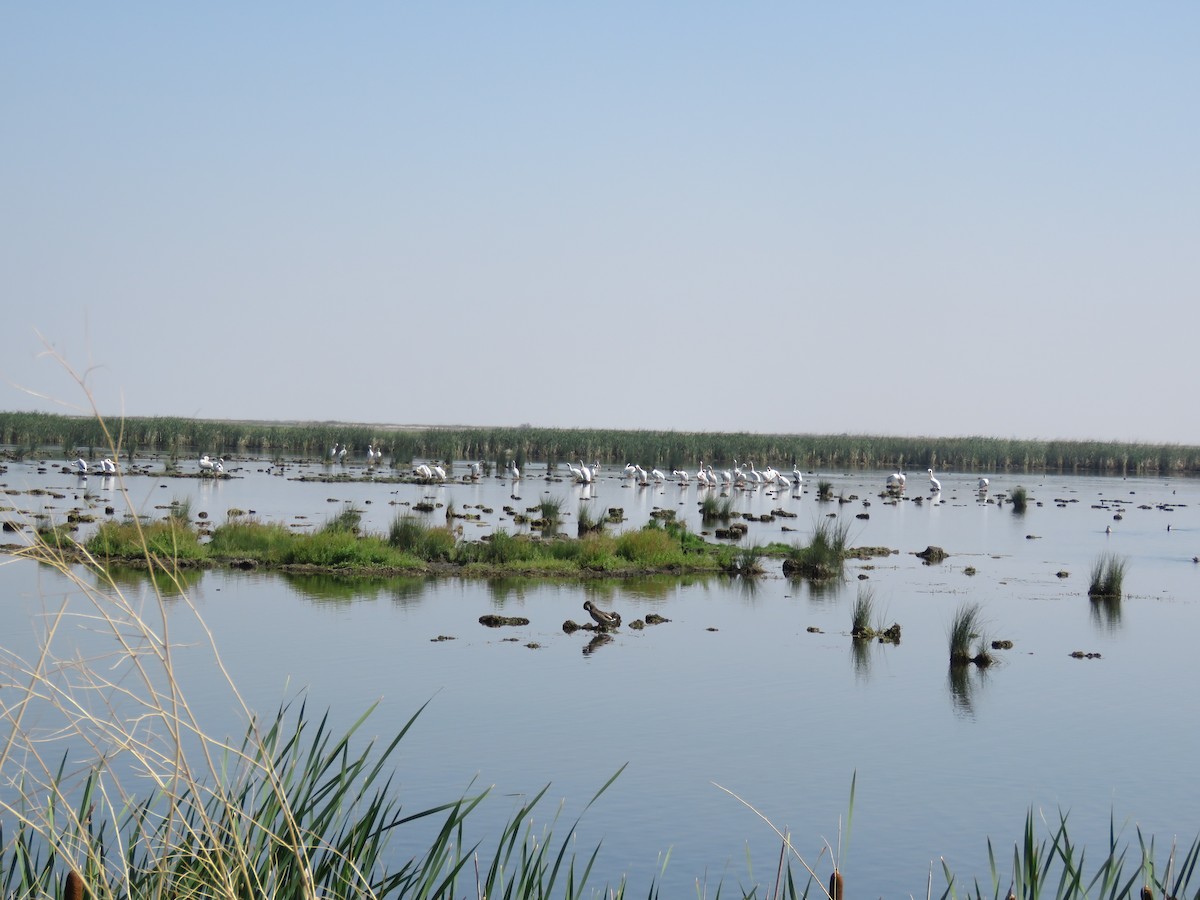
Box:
1010, 485, 1029, 513
817, 479, 834, 502
781, 518, 849, 580
851, 585, 875, 638
323, 502, 364, 534
948, 602, 993, 666
167, 495, 192, 523
1089, 552, 1128, 599
700, 494, 735, 524
537, 496, 563, 530
577, 501, 606, 536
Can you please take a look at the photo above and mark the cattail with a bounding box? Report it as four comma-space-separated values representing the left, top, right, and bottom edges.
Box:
65, 869, 84, 900
828, 868, 843, 900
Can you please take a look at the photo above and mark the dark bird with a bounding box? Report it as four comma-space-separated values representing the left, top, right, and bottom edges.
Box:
583, 600, 621, 630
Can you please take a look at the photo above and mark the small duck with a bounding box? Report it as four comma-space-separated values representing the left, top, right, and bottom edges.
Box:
583, 600, 621, 630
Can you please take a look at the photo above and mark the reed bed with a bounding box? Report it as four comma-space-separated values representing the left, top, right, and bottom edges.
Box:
6, 411, 1200, 475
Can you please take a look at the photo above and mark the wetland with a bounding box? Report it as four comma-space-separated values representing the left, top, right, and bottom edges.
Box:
3, 434, 1200, 897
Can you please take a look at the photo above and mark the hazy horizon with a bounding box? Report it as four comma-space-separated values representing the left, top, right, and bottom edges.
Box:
4, 5, 1196, 445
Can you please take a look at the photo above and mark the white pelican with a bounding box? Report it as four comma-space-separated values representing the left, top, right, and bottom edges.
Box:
414, 463, 432, 479
338, 445, 349, 462
695, 467, 709, 486
651, 468, 665, 483
508, 460, 521, 480
432, 463, 446, 481
928, 468, 941, 492
579, 460, 593, 483
469, 461, 483, 480
101, 458, 116, 474
623, 463, 637, 479
978, 477, 990, 492
886, 471, 903, 490
792, 465, 804, 486
199, 455, 215, 472
74, 455, 88, 475
330, 443, 340, 460
673, 469, 690, 484
566, 462, 584, 482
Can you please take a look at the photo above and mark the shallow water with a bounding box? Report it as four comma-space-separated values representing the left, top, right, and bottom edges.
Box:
2, 454, 1199, 896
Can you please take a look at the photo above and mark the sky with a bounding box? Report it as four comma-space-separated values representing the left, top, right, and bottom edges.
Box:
2, 4, 1197, 444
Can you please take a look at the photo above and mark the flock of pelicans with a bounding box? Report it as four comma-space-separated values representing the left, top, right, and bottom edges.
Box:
71, 444, 990, 495
327, 444, 992, 494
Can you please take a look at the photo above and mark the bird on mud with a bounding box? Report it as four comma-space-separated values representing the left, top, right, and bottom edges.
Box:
583, 600, 621, 630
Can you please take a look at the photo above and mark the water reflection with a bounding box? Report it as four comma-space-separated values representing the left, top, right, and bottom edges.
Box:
280, 573, 428, 605
103, 565, 203, 598
486, 577, 536, 605
850, 635, 873, 678
1089, 595, 1123, 630
947, 663, 991, 718
582, 633, 613, 656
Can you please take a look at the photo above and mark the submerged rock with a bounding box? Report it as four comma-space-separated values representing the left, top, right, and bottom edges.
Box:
479, 614, 530, 628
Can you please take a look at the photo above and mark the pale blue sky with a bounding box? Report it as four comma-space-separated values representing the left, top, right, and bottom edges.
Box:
3, 4, 1196, 442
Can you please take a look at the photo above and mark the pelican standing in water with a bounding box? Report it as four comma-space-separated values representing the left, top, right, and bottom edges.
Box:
583, 600, 621, 630
927, 468, 941, 492
74, 455, 88, 475
978, 477, 990, 492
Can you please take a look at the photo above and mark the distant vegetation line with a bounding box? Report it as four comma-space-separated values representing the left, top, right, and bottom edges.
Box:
2, 411, 1197, 475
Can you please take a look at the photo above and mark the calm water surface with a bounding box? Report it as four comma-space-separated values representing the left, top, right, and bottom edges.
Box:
3, 454, 1199, 896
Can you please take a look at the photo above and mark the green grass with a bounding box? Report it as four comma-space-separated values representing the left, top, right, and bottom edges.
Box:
781, 518, 850, 580
538, 496, 564, 530
699, 494, 735, 524
851, 585, 875, 637
1089, 552, 1128, 599
1010, 485, 1029, 513
576, 501, 606, 536
817, 479, 835, 501
948, 602, 993, 666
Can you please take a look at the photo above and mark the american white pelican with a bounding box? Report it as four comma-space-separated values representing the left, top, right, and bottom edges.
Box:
651, 468, 665, 483
928, 468, 941, 492
74, 455, 88, 475
101, 458, 116, 474
432, 464, 446, 481
792, 465, 804, 486
578, 460, 593, 484
696, 467, 709, 486
508, 460, 521, 480
338, 445, 349, 462
469, 461, 483, 480
414, 463, 432, 479
199, 455, 215, 472
567, 462, 585, 482
886, 471, 903, 490
673, 469, 690, 484
623, 463, 638, 479
978, 477, 990, 491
